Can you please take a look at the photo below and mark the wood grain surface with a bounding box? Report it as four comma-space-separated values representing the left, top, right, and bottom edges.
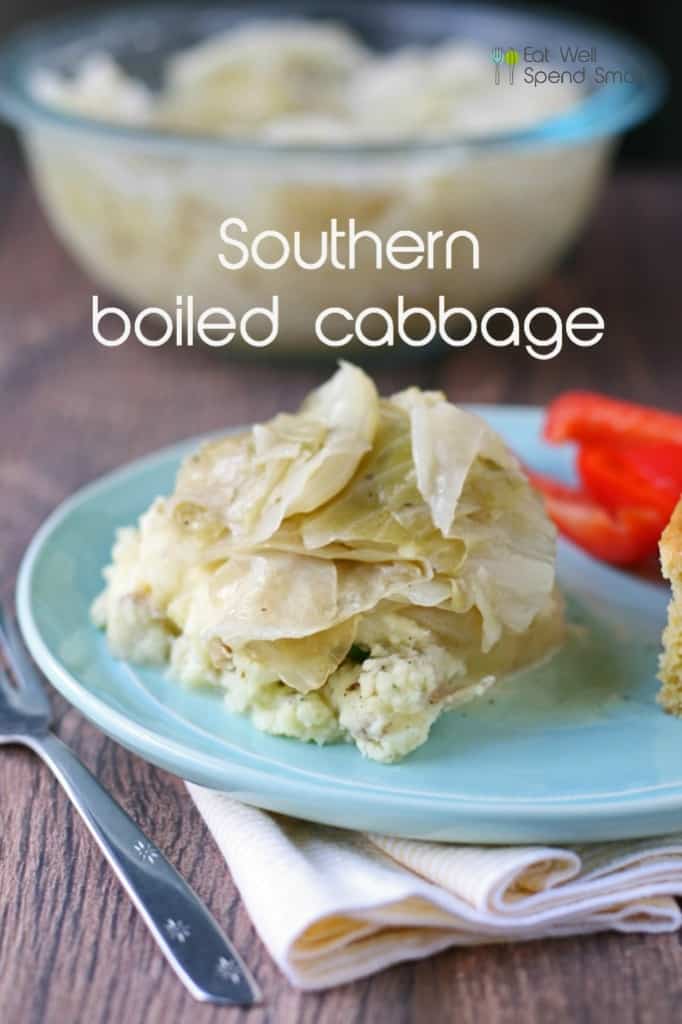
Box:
1, 143, 681, 1024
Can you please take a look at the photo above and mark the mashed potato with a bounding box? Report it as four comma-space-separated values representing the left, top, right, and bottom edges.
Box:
92, 364, 564, 762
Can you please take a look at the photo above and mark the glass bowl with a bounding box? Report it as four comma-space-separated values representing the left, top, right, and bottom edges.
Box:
0, 2, 666, 355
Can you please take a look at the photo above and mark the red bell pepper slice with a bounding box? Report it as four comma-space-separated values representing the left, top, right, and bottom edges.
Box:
527, 469, 665, 566
624, 442, 682, 492
577, 444, 682, 522
545, 392, 682, 449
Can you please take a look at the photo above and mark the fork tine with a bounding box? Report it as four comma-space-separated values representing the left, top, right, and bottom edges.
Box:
0, 603, 51, 715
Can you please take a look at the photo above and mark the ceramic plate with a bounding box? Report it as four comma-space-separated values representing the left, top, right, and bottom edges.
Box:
17, 407, 679, 843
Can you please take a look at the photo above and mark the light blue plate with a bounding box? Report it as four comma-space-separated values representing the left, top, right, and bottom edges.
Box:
17, 407, 680, 844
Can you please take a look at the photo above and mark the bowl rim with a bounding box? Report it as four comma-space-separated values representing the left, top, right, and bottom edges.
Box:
0, 0, 668, 159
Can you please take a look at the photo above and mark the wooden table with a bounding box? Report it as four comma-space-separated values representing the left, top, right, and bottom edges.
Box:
1, 144, 681, 1024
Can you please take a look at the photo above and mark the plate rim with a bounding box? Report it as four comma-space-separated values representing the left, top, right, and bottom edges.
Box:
16, 405, 682, 831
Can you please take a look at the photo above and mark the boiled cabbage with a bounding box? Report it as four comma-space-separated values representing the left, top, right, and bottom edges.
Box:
34, 21, 581, 143
173, 361, 377, 544
93, 363, 563, 762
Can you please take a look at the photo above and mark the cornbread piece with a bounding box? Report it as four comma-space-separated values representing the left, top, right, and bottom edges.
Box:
659, 498, 682, 715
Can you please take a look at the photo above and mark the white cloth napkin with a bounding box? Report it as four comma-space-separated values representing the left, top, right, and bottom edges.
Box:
187, 784, 682, 990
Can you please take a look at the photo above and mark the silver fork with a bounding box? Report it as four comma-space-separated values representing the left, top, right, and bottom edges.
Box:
0, 604, 260, 1006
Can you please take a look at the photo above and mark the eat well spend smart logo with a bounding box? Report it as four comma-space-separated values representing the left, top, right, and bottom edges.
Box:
491, 47, 520, 84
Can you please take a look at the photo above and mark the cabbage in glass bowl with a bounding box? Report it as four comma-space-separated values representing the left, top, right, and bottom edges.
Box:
0, 3, 665, 354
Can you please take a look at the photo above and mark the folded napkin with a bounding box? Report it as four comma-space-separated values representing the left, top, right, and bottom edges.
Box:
187, 784, 682, 990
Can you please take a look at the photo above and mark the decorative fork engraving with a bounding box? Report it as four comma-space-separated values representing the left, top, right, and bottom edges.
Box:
216, 955, 242, 984
133, 839, 159, 864
165, 918, 191, 943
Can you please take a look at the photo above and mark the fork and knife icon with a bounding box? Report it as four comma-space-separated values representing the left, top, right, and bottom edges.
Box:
491, 47, 519, 85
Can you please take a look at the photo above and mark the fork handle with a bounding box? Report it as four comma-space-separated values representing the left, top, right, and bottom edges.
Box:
28, 732, 259, 1006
